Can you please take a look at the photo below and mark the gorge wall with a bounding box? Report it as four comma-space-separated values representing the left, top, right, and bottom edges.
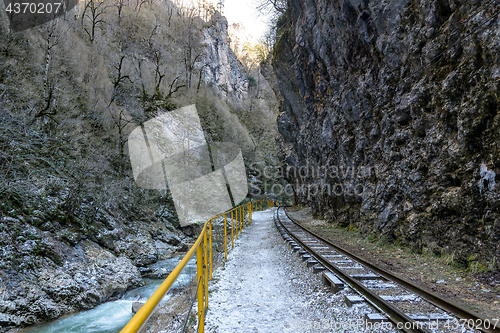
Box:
0, 3, 253, 330
202, 12, 249, 101
271, 0, 500, 269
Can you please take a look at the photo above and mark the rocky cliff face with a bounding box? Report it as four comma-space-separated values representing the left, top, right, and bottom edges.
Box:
272, 0, 500, 269
202, 12, 249, 101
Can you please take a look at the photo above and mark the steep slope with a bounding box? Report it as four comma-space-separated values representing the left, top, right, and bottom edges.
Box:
0, 2, 271, 330
271, 0, 500, 270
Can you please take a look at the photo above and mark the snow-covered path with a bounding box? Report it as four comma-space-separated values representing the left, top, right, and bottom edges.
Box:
204, 209, 395, 333
205, 208, 313, 332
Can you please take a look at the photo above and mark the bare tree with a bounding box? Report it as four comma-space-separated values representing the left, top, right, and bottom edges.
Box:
196, 63, 209, 91
152, 49, 166, 100
33, 21, 67, 123
217, 0, 224, 13
166, 5, 174, 27
134, 0, 153, 14
0, 29, 21, 58
109, 55, 132, 106
106, 107, 134, 176
131, 54, 148, 103
112, 0, 127, 26
166, 76, 185, 99
183, 47, 204, 90
82, 0, 108, 42
256, 0, 287, 15
180, 10, 205, 90
150, 49, 185, 105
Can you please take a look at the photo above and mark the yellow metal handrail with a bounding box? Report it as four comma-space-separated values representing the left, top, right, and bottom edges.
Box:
119, 199, 284, 333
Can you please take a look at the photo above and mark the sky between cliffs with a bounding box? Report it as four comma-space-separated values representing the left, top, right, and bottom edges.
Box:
187, 0, 270, 42
223, 0, 269, 42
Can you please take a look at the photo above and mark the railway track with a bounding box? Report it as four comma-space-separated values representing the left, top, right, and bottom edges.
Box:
274, 207, 500, 333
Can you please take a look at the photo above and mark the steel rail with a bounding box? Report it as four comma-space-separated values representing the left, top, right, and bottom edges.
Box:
280, 207, 500, 333
275, 207, 430, 333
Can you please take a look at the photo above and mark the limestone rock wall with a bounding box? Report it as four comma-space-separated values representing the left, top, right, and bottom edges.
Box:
271, 0, 500, 268
202, 12, 249, 101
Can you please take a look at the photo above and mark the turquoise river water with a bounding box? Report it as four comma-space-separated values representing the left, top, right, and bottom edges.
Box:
19, 255, 197, 333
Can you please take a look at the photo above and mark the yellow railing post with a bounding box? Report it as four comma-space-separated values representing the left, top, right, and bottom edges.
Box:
196, 244, 204, 333
260, 200, 263, 211
224, 214, 227, 261
239, 206, 242, 234
231, 210, 234, 247
235, 208, 238, 239
248, 202, 251, 225
242, 204, 245, 230
204, 231, 208, 310
209, 219, 213, 280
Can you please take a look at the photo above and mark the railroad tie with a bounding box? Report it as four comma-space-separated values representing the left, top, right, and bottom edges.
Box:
380, 295, 417, 302
344, 295, 364, 307
313, 265, 326, 274
332, 260, 353, 265
322, 271, 344, 293
306, 259, 319, 268
337, 265, 364, 270
365, 313, 389, 323
363, 283, 396, 290
323, 254, 342, 259
351, 273, 383, 281
310, 247, 330, 251
409, 314, 455, 321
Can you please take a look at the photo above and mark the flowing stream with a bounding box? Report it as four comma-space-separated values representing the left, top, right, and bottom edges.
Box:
19, 255, 197, 333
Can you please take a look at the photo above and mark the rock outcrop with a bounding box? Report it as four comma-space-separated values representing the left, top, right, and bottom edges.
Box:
0, 215, 190, 330
271, 0, 500, 269
202, 12, 249, 101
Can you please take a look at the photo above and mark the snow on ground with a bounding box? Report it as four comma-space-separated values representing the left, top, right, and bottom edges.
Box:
204, 209, 398, 332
